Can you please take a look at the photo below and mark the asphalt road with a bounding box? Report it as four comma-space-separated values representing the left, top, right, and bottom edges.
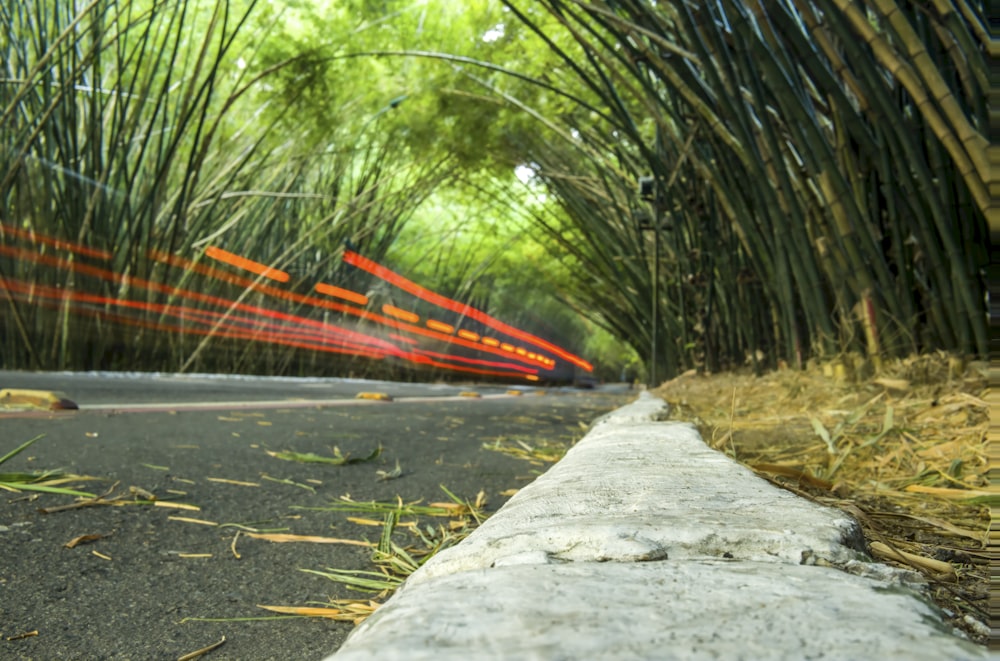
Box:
0, 372, 632, 660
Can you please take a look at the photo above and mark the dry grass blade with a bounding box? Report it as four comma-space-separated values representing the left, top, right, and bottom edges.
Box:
168, 516, 219, 526
38, 483, 199, 513
869, 541, 957, 580
902, 485, 996, 501
260, 474, 316, 492
295, 486, 489, 620
749, 462, 832, 490
300, 485, 486, 522
206, 478, 260, 487
245, 532, 374, 546
482, 436, 567, 463
64, 533, 106, 548
177, 635, 226, 661
877, 512, 987, 544
257, 602, 379, 624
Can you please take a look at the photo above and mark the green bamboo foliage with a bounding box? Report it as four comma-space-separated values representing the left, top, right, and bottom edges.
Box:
0, 0, 450, 375
500, 0, 988, 378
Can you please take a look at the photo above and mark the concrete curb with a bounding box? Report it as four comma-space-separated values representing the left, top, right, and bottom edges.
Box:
325, 392, 987, 660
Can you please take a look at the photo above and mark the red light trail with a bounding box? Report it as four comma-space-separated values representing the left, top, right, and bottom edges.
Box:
343, 249, 592, 372
1, 222, 590, 379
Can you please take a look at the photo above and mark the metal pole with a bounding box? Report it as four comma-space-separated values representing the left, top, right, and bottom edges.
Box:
651, 219, 659, 388
650, 123, 662, 388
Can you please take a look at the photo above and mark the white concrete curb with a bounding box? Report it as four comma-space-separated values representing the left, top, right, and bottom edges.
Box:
325, 392, 987, 660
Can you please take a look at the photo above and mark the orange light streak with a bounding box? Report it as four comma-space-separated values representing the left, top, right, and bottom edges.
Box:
457, 329, 480, 342
482, 337, 500, 347
4, 229, 556, 377
205, 246, 290, 283
315, 282, 368, 306
154, 245, 550, 369
0, 245, 405, 356
426, 319, 455, 334
381, 304, 419, 324
343, 249, 593, 372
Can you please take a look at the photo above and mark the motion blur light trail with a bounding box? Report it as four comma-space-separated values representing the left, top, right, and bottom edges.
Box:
382, 304, 420, 324
343, 249, 593, 372
158, 246, 546, 371
315, 282, 369, 306
193, 244, 554, 371
0, 223, 572, 380
2, 275, 538, 379
0, 277, 402, 360
204, 245, 290, 283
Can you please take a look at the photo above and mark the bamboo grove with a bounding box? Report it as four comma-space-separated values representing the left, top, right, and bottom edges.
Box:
0, 0, 990, 380
497, 0, 988, 378
0, 0, 456, 374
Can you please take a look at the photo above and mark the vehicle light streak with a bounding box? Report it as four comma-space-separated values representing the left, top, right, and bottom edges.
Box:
1, 279, 394, 360
3, 226, 575, 379
205, 246, 290, 283
343, 249, 593, 372
0, 246, 404, 355
3, 271, 541, 379
381, 304, 419, 324
151, 249, 551, 369
425, 319, 455, 334
315, 282, 368, 306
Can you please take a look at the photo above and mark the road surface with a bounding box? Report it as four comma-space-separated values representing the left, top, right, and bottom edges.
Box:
0, 371, 632, 660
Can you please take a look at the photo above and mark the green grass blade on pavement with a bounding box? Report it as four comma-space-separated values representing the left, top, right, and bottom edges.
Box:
0, 435, 97, 497
0, 434, 44, 466
299, 567, 403, 595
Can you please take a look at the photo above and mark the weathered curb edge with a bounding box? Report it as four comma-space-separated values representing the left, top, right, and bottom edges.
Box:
326, 392, 986, 661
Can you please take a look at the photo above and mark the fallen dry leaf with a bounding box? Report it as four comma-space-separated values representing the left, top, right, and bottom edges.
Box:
64, 533, 106, 548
